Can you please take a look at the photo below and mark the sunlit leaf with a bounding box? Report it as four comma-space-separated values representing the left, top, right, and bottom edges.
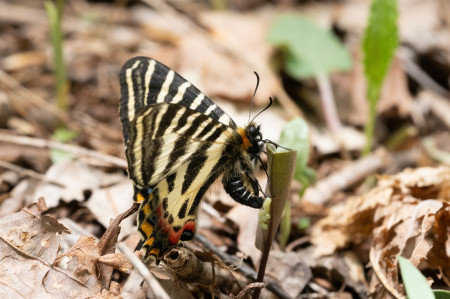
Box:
279, 117, 316, 189
267, 14, 352, 79
398, 256, 434, 299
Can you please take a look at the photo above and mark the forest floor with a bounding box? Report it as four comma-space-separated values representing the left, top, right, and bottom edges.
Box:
0, 0, 449, 298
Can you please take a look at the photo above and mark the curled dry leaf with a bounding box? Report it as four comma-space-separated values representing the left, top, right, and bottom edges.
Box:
311, 166, 450, 297
98, 253, 133, 274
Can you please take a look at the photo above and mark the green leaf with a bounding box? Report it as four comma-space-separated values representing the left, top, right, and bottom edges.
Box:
50, 128, 77, 163
279, 117, 316, 189
362, 0, 398, 154
279, 201, 291, 249
267, 14, 352, 79
434, 290, 450, 299
53, 128, 78, 142
297, 217, 310, 230
398, 256, 434, 299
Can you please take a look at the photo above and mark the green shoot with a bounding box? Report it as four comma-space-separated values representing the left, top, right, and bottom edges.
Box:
45, 0, 69, 112
362, 0, 398, 154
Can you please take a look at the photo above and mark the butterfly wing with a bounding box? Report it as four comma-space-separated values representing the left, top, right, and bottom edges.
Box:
129, 104, 237, 262
119, 56, 264, 263
119, 56, 236, 146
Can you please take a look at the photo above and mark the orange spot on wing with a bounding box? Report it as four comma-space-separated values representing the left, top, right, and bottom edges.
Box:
144, 236, 155, 247
141, 221, 153, 237
142, 203, 151, 216
237, 127, 251, 150
136, 193, 145, 203
149, 248, 160, 257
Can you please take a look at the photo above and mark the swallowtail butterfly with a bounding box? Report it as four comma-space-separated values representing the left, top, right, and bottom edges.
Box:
119, 57, 267, 264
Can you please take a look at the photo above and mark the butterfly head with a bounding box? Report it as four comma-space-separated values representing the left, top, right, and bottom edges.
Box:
245, 123, 264, 158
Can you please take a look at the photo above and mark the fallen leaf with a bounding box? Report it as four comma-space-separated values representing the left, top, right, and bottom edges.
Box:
0, 198, 101, 298
311, 166, 450, 297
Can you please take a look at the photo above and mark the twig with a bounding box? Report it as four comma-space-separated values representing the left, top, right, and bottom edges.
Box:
399, 48, 450, 98
116, 242, 170, 299
0, 160, 65, 187
285, 236, 310, 252
0, 132, 127, 168
422, 137, 450, 165
228, 282, 265, 299
0, 68, 68, 123
303, 148, 391, 205
195, 234, 292, 299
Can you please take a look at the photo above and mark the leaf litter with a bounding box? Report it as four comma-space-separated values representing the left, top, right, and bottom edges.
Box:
311, 166, 450, 297
1, 0, 450, 297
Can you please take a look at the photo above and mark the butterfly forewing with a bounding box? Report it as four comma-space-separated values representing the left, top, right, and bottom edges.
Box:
120, 57, 236, 145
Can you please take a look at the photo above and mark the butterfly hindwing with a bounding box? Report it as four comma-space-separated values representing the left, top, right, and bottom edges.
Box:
132, 114, 236, 262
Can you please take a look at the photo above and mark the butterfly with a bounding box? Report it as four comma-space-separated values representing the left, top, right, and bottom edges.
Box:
119, 57, 268, 264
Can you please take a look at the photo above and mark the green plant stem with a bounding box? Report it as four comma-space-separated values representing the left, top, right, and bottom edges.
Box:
253, 146, 296, 299
363, 98, 376, 155
45, 0, 68, 112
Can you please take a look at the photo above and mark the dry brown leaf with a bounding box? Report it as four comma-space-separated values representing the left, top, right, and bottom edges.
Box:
311, 166, 450, 297
98, 253, 132, 273
0, 198, 102, 298
52, 236, 102, 292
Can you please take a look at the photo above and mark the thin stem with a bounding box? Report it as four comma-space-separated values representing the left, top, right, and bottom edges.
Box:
252, 146, 296, 299
316, 72, 341, 133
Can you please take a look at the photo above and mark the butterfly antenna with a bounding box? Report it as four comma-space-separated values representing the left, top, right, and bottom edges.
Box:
248, 71, 260, 123
251, 97, 273, 123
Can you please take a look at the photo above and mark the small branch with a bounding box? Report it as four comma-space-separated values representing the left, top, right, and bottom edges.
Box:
195, 234, 292, 299
303, 148, 391, 205
0, 160, 65, 187
399, 48, 450, 98
0, 132, 127, 168
116, 242, 170, 299
228, 282, 265, 299
422, 137, 450, 166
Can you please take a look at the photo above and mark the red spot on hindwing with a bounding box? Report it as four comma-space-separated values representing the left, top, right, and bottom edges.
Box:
156, 204, 196, 246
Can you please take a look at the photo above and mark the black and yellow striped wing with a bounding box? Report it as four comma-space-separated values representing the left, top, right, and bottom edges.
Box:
119, 57, 264, 263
